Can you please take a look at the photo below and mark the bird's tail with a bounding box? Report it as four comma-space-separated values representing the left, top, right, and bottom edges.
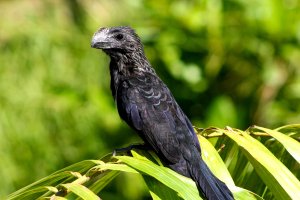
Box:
189, 159, 234, 200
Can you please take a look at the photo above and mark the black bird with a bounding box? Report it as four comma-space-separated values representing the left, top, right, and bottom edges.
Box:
91, 26, 233, 200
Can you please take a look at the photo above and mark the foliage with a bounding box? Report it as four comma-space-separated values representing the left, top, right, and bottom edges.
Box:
1, 0, 300, 199
8, 125, 300, 200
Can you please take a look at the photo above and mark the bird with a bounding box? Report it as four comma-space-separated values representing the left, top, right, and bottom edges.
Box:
91, 26, 234, 200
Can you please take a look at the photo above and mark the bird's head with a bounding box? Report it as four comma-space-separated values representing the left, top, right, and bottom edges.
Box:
91, 26, 143, 57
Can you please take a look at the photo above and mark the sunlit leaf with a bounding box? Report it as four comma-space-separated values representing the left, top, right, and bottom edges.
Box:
116, 151, 201, 200
50, 196, 69, 200
197, 134, 234, 185
62, 183, 100, 200
252, 125, 300, 163
143, 175, 182, 200
221, 127, 300, 200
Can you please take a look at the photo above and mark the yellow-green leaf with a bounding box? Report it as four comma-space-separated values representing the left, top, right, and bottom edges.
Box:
253, 125, 300, 163
197, 135, 234, 185
116, 151, 201, 200
222, 127, 300, 200
62, 183, 100, 200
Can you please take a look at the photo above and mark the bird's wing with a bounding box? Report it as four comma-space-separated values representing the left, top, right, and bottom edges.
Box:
117, 74, 200, 164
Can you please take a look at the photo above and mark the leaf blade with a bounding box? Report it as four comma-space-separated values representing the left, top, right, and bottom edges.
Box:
221, 127, 300, 200
254, 125, 300, 163
62, 183, 100, 200
115, 151, 202, 200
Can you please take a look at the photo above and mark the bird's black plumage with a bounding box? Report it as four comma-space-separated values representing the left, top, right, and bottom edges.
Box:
91, 26, 234, 200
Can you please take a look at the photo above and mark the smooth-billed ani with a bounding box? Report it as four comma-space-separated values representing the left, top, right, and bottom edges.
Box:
91, 26, 233, 200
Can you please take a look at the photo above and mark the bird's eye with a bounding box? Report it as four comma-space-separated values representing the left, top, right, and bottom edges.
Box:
115, 34, 124, 41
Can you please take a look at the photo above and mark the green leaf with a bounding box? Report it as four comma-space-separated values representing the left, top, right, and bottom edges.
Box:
253, 125, 300, 163
49, 196, 69, 200
7, 172, 75, 200
221, 127, 300, 200
197, 133, 262, 200
8, 125, 300, 200
92, 163, 139, 174
62, 183, 100, 200
115, 151, 202, 200
7, 160, 100, 200
197, 135, 234, 185
232, 186, 264, 200
143, 175, 182, 200
275, 124, 300, 138
87, 170, 120, 196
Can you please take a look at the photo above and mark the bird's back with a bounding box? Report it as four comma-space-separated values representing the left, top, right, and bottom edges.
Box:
115, 70, 200, 172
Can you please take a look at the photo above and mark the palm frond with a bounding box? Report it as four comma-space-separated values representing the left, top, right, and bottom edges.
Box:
8, 125, 300, 200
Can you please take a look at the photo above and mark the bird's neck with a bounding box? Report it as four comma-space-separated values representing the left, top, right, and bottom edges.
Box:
109, 51, 155, 77
108, 51, 155, 99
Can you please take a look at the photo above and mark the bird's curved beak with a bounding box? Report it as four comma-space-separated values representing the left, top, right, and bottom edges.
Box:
91, 28, 111, 49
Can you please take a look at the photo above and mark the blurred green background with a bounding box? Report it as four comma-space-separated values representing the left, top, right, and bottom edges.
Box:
1, 0, 300, 199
